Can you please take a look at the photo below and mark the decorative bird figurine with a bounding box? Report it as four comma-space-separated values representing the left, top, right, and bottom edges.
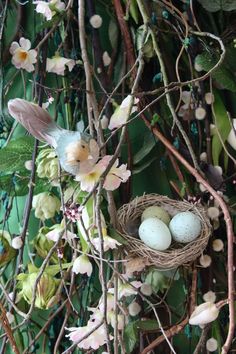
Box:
8, 99, 99, 175
0, 234, 16, 267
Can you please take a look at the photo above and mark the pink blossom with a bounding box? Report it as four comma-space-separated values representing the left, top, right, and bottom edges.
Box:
46, 55, 76, 75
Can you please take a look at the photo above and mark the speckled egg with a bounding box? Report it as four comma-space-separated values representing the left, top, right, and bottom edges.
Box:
169, 211, 201, 243
141, 206, 171, 225
139, 217, 172, 251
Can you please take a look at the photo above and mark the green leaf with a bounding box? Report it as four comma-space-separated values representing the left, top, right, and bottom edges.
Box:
137, 319, 159, 331
212, 91, 231, 165
195, 52, 236, 92
133, 156, 157, 174
0, 137, 34, 173
197, 0, 236, 12
129, 0, 139, 24
124, 321, 139, 353
133, 132, 156, 164
109, 228, 128, 245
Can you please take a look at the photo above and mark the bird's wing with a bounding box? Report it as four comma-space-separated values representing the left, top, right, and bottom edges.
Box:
8, 98, 63, 147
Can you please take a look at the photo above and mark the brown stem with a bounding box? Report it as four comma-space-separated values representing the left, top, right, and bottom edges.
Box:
142, 113, 235, 353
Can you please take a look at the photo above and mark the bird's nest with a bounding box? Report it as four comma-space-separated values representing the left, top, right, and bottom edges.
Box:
117, 194, 212, 270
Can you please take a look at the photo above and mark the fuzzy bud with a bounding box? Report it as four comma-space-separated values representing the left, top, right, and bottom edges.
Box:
212, 239, 224, 252
89, 14, 103, 28
128, 302, 141, 316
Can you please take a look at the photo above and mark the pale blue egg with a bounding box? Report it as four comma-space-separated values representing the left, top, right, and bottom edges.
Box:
169, 211, 201, 243
139, 218, 172, 251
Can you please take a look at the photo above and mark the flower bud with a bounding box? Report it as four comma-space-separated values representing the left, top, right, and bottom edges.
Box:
189, 302, 219, 325
207, 207, 220, 220
199, 254, 212, 268
11, 236, 23, 249
32, 192, 61, 220
89, 14, 102, 28
206, 337, 218, 352
140, 283, 152, 296
102, 51, 111, 66
36, 148, 59, 184
205, 92, 214, 105
33, 226, 58, 263
212, 239, 224, 252
128, 302, 141, 316
203, 291, 216, 303
6, 312, 14, 324
195, 107, 206, 120
25, 160, 33, 171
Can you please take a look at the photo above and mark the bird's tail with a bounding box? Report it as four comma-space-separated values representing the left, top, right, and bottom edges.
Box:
8, 98, 63, 147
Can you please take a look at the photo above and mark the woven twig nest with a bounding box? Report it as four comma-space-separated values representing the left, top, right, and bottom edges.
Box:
117, 194, 212, 269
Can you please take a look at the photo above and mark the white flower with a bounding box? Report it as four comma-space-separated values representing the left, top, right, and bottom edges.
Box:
128, 302, 141, 316
72, 254, 92, 276
11, 236, 23, 249
195, 107, 206, 120
203, 291, 216, 303
102, 51, 111, 66
34, 0, 65, 21
108, 95, 139, 130
206, 338, 218, 352
32, 192, 61, 220
212, 239, 224, 252
205, 92, 214, 105
189, 302, 219, 325
9, 38, 37, 72
140, 283, 152, 296
91, 235, 121, 252
207, 207, 220, 220
227, 119, 236, 150
89, 14, 103, 28
199, 254, 212, 268
46, 55, 76, 75
46, 223, 77, 242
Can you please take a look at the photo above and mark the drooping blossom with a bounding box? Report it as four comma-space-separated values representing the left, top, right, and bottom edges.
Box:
92, 234, 121, 252
72, 254, 92, 276
199, 254, 212, 268
66, 321, 112, 350
9, 38, 37, 72
108, 95, 139, 130
46, 54, 76, 75
140, 283, 152, 296
189, 302, 219, 325
46, 222, 77, 242
32, 192, 61, 220
178, 91, 193, 118
34, 0, 65, 20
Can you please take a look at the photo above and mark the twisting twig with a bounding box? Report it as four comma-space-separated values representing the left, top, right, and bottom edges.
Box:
141, 114, 235, 354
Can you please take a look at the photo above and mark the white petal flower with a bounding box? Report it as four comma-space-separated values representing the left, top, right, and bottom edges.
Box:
11, 236, 23, 249
89, 14, 103, 28
10, 37, 37, 72
189, 302, 219, 325
34, 0, 65, 20
46, 55, 76, 75
108, 95, 139, 130
92, 235, 121, 252
212, 239, 224, 252
128, 302, 141, 316
199, 254, 212, 268
227, 119, 236, 150
206, 338, 218, 352
203, 291, 216, 303
72, 254, 92, 276
32, 193, 61, 220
